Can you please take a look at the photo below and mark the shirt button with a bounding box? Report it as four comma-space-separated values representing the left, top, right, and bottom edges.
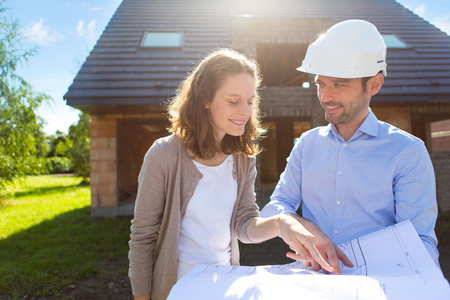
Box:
337, 201, 341, 205
334, 230, 339, 235
343, 144, 347, 148
338, 171, 343, 176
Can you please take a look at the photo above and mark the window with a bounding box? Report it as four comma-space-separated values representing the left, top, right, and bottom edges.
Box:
382, 34, 408, 49
141, 32, 183, 48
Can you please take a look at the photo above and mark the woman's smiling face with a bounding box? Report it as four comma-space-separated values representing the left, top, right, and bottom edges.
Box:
206, 72, 256, 142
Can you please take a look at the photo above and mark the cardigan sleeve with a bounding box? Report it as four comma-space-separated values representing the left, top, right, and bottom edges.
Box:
234, 156, 260, 244
128, 141, 167, 296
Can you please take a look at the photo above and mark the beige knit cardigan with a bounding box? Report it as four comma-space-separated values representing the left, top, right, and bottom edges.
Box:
128, 135, 260, 299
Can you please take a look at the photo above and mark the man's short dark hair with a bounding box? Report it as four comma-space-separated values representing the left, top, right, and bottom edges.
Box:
361, 76, 371, 92
361, 71, 383, 92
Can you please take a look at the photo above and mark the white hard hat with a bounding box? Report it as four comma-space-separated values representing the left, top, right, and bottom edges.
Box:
297, 19, 387, 78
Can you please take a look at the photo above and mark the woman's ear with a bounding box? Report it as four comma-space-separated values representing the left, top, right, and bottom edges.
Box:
368, 72, 384, 96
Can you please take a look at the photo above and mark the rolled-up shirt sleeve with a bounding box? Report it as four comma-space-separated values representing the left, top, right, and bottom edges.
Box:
393, 139, 439, 266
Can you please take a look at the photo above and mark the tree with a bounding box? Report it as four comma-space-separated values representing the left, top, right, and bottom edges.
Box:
47, 130, 68, 157
0, 2, 50, 190
66, 112, 90, 182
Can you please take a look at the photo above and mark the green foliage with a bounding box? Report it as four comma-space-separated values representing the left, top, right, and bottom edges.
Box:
66, 112, 90, 179
46, 130, 68, 157
43, 114, 91, 177
54, 137, 69, 157
0, 175, 132, 298
45, 157, 71, 174
0, 2, 51, 190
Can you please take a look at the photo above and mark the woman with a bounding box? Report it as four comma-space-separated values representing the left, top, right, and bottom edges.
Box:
128, 49, 332, 300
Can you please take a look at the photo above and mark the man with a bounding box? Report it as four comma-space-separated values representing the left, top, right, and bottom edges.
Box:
261, 19, 440, 270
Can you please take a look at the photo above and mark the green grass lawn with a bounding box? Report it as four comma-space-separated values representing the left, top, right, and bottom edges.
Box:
0, 175, 132, 299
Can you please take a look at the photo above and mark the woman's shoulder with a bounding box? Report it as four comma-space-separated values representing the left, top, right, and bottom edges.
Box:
145, 134, 182, 158
152, 134, 184, 149
153, 134, 179, 145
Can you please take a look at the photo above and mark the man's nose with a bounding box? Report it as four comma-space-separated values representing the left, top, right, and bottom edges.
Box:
319, 86, 333, 102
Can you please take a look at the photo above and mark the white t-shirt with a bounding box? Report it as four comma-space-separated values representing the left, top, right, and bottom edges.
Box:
177, 155, 237, 280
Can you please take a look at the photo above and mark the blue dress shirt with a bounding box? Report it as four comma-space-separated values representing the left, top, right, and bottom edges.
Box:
261, 110, 440, 265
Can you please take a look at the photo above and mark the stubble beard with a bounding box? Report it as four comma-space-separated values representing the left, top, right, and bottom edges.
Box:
323, 96, 369, 126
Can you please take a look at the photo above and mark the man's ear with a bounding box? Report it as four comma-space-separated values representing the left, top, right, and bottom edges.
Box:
368, 72, 384, 96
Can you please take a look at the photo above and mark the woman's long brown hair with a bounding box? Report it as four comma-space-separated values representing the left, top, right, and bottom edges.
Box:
167, 48, 265, 159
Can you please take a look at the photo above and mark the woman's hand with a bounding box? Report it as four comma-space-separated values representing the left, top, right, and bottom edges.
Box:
284, 214, 354, 274
134, 293, 150, 300
277, 214, 335, 273
247, 214, 353, 274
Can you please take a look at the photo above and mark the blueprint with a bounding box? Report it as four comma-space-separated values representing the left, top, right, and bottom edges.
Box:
338, 221, 423, 277
167, 220, 450, 300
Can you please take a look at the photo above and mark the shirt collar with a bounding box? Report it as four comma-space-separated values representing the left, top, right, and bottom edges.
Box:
357, 109, 379, 138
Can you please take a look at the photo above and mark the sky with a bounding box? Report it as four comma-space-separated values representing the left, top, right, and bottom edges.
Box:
6, 0, 450, 135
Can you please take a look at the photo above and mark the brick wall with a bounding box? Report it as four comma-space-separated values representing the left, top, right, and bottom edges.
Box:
432, 136, 450, 152
260, 86, 326, 127
431, 119, 450, 152
90, 115, 118, 216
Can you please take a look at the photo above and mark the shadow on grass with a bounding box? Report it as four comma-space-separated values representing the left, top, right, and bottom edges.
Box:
13, 184, 84, 198
0, 206, 132, 299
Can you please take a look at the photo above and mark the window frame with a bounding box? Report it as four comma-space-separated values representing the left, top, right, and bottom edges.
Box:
140, 31, 184, 48
381, 33, 409, 49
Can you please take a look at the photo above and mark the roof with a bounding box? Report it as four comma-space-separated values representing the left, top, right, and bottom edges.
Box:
64, 0, 450, 108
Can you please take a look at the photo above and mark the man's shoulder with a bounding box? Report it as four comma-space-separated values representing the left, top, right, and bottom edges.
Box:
378, 121, 424, 146
301, 125, 330, 139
